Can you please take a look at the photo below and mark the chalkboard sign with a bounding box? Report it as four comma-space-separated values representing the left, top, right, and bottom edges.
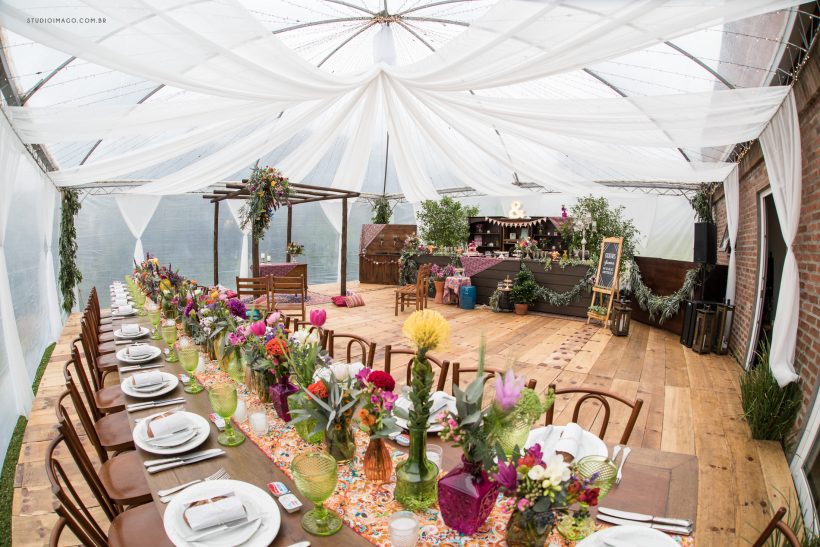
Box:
597, 240, 622, 289
588, 236, 623, 326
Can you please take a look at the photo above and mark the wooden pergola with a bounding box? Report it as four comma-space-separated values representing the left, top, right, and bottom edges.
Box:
203, 181, 360, 296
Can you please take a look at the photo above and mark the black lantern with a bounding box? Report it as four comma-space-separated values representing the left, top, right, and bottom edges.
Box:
610, 299, 632, 336
692, 308, 715, 354
712, 300, 735, 355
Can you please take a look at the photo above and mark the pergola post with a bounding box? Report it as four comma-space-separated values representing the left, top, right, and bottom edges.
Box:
252, 228, 260, 277
286, 204, 293, 263
340, 197, 348, 297
213, 200, 219, 285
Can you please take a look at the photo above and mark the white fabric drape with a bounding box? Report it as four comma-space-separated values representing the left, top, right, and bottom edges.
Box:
0, 113, 34, 416
760, 90, 801, 387
227, 200, 250, 278
723, 167, 740, 304
40, 181, 61, 335
115, 195, 161, 263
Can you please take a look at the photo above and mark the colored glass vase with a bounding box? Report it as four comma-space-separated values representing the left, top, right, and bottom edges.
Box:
363, 437, 393, 482
324, 419, 356, 462
289, 391, 323, 444
438, 456, 499, 535
270, 374, 299, 422
394, 426, 438, 511
495, 415, 532, 458
506, 508, 552, 547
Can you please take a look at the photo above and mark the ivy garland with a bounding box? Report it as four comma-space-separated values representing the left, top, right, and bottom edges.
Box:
239, 166, 292, 240
489, 269, 592, 312
58, 189, 83, 314
628, 260, 702, 324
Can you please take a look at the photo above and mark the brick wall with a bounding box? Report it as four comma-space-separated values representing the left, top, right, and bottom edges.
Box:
722, 50, 820, 434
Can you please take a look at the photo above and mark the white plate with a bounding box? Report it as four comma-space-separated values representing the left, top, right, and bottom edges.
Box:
576, 525, 678, 547
111, 309, 137, 317
133, 412, 210, 455
525, 425, 608, 462
114, 326, 151, 340
121, 372, 178, 399
394, 391, 457, 433
117, 345, 162, 363
164, 480, 281, 547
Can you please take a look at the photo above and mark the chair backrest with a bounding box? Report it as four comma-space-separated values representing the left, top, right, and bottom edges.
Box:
544, 383, 644, 445
271, 275, 307, 319
752, 507, 801, 547
76, 332, 103, 392
384, 345, 450, 392
81, 310, 103, 349
328, 332, 376, 368
452, 363, 537, 395
236, 276, 271, 311
63, 359, 108, 462
416, 264, 432, 299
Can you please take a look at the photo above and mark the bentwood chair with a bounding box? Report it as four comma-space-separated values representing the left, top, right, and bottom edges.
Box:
83, 310, 118, 355
383, 345, 451, 392
86, 290, 116, 340
71, 340, 125, 414
236, 275, 272, 317
56, 390, 152, 507
46, 431, 173, 547
394, 263, 431, 316
752, 507, 801, 547
79, 323, 119, 385
544, 383, 644, 445
328, 332, 376, 368
451, 363, 537, 395
271, 275, 307, 322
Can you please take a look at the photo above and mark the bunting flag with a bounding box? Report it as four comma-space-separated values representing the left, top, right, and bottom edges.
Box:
484, 216, 549, 228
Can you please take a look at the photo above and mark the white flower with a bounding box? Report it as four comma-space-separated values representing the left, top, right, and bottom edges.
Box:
331, 363, 350, 381
347, 362, 365, 379
544, 454, 571, 484
313, 366, 332, 383
527, 466, 546, 481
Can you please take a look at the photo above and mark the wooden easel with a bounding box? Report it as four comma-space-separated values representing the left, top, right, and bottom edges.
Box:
587, 236, 624, 326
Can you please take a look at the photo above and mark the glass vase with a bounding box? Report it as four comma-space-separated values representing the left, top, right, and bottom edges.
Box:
557, 511, 594, 541
289, 391, 323, 444
394, 426, 439, 511
226, 351, 244, 383
496, 415, 532, 458
270, 374, 299, 422
506, 508, 552, 547
363, 438, 393, 482
324, 420, 356, 463
438, 456, 499, 535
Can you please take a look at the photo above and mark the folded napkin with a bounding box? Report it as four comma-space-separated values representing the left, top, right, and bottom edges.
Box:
131, 370, 164, 387
184, 492, 246, 531
555, 422, 583, 461
116, 304, 134, 314
127, 344, 154, 358
113, 298, 129, 306
121, 323, 141, 335
147, 412, 190, 438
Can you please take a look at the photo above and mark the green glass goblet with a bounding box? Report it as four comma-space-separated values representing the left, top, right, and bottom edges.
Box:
135, 292, 147, 316
147, 310, 162, 340
576, 455, 618, 498
161, 323, 178, 362
208, 382, 245, 447
291, 452, 342, 536
178, 347, 203, 394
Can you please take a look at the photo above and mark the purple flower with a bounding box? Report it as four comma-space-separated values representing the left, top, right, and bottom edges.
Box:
228, 332, 246, 346
184, 299, 194, 317
495, 369, 525, 411
382, 390, 397, 410
493, 459, 518, 491
226, 298, 246, 318
355, 367, 372, 385
248, 321, 266, 337
526, 443, 544, 463
371, 394, 380, 405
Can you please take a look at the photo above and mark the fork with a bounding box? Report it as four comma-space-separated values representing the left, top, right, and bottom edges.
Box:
615, 446, 631, 485
158, 468, 230, 503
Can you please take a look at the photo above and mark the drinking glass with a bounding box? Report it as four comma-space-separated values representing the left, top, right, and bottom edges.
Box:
208, 382, 245, 447
291, 452, 342, 536
135, 291, 146, 316
161, 323, 178, 362
147, 310, 162, 340
576, 455, 618, 498
178, 347, 203, 393
389, 511, 420, 547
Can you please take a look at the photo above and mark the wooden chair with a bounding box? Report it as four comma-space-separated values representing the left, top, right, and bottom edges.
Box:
236, 275, 271, 317
56, 390, 152, 507
384, 345, 451, 392
394, 263, 431, 316
752, 507, 801, 547
79, 322, 119, 384
46, 430, 173, 547
452, 362, 537, 395
271, 275, 307, 322
544, 383, 644, 445
89, 286, 114, 323
290, 319, 332, 351
83, 310, 118, 355
329, 332, 376, 368
71, 340, 125, 414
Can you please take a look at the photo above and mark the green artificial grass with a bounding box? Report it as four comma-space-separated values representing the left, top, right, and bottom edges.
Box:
0, 341, 56, 546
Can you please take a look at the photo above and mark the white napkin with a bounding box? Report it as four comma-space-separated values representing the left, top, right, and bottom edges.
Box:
147, 412, 190, 438
121, 323, 141, 335
131, 371, 163, 387
116, 304, 134, 314
555, 422, 583, 459
127, 344, 154, 358
184, 492, 246, 531
113, 298, 129, 306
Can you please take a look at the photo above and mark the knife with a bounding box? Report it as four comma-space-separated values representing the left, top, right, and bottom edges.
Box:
126, 398, 186, 412
144, 449, 224, 468
598, 507, 692, 529
146, 449, 225, 473
182, 515, 263, 542
120, 363, 165, 373
596, 514, 692, 535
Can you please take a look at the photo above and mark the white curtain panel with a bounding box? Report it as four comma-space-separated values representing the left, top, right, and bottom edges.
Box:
226, 199, 250, 278
114, 194, 162, 263
723, 167, 740, 304
40, 179, 61, 335
760, 90, 801, 387
0, 113, 34, 416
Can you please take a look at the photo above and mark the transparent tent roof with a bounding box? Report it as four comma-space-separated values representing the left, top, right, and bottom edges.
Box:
0, 0, 817, 197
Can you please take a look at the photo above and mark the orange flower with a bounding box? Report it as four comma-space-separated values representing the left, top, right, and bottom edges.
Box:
266, 338, 287, 357
307, 381, 328, 399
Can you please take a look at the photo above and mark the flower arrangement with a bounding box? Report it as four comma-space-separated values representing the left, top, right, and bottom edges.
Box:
430, 263, 456, 281
286, 241, 304, 257
356, 368, 400, 438
239, 166, 292, 240
514, 238, 536, 255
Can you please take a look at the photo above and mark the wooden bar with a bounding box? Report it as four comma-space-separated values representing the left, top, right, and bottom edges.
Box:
340, 197, 348, 296
286, 204, 293, 264
213, 200, 219, 285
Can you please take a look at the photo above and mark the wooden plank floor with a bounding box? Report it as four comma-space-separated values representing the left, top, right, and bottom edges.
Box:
13, 282, 798, 546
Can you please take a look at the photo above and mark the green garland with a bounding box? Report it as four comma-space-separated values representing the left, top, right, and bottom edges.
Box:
489, 270, 592, 312
58, 189, 82, 314
629, 260, 701, 324
239, 166, 292, 241
542, 256, 595, 272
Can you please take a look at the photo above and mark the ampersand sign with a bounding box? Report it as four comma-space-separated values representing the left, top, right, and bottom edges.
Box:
507, 200, 525, 219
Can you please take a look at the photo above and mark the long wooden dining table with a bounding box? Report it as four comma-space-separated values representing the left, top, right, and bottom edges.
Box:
113, 306, 698, 546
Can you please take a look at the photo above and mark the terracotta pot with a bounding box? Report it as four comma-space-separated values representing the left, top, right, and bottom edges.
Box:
434, 280, 445, 304
513, 303, 529, 315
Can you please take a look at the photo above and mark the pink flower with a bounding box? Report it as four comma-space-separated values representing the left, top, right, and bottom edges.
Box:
382, 390, 398, 410
517, 498, 530, 512
310, 308, 327, 328
266, 311, 281, 326
495, 369, 525, 411
249, 321, 266, 337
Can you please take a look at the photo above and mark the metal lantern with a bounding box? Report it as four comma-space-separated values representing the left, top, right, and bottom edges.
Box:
610, 299, 632, 336
692, 308, 716, 354
712, 300, 735, 355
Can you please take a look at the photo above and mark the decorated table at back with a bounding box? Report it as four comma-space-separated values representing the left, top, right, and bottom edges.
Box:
117, 312, 698, 546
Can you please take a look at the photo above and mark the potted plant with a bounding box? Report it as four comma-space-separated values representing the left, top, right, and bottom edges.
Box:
416, 196, 479, 251
430, 263, 455, 304
510, 266, 539, 315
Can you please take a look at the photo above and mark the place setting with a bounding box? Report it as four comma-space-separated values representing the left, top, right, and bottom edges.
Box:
121, 369, 180, 399
393, 388, 457, 433
113, 322, 151, 341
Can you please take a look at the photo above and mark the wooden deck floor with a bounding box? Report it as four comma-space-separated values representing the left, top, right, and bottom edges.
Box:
12, 282, 798, 546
